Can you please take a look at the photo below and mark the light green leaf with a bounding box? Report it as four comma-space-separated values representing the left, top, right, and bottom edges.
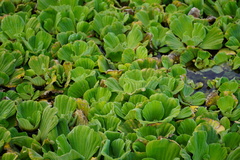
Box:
170, 14, 193, 40
199, 27, 223, 50
37, 0, 58, 10
0, 100, 16, 121
75, 58, 95, 69
165, 32, 185, 50
156, 123, 176, 138
142, 100, 164, 121
219, 81, 239, 93
127, 25, 143, 48
208, 143, 227, 160
136, 10, 149, 27
0, 72, 9, 85
16, 101, 42, 131
217, 96, 236, 114
177, 119, 197, 135
227, 147, 240, 160
38, 106, 58, 141
57, 17, 75, 32
28, 54, 49, 76
67, 125, 102, 160
68, 79, 90, 98
186, 131, 209, 160
222, 132, 240, 150
105, 78, 123, 92
214, 52, 228, 65
84, 87, 112, 104
146, 139, 181, 160
0, 52, 16, 76
225, 24, 240, 41
225, 37, 240, 50
0, 127, 11, 152
54, 95, 77, 123
1, 15, 25, 39
233, 56, 240, 70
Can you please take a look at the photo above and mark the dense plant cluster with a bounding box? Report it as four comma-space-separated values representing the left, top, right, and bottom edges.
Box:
0, 0, 240, 159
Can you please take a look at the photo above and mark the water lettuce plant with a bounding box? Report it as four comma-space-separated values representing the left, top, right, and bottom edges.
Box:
0, 0, 240, 159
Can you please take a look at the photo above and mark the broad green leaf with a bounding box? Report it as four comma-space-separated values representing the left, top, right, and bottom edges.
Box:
222, 132, 240, 150
177, 119, 197, 135
142, 100, 164, 121
92, 14, 118, 36
0, 127, 11, 152
67, 125, 102, 160
16, 83, 37, 100
176, 134, 191, 148
7, 68, 25, 88
225, 37, 240, 50
24, 76, 46, 86
38, 106, 58, 141
208, 143, 227, 160
0, 1, 15, 14
84, 87, 112, 104
170, 64, 186, 78
136, 46, 148, 59
2, 153, 18, 160
57, 17, 75, 32
149, 25, 168, 49
214, 52, 228, 65
0, 52, 16, 76
161, 56, 173, 69
92, 115, 121, 131
75, 58, 95, 69
184, 92, 206, 105
146, 139, 181, 160
186, 131, 209, 160
129, 94, 148, 105
218, 81, 239, 93
217, 96, 236, 114
122, 48, 135, 63
37, 0, 58, 10
136, 10, 149, 27
150, 93, 180, 121
199, 27, 223, 50
56, 134, 73, 155
54, 95, 77, 123
68, 79, 90, 98
1, 15, 25, 39
0, 72, 9, 85
127, 25, 143, 48
11, 136, 41, 151
16, 101, 43, 131
156, 123, 175, 138
58, 41, 91, 62
227, 147, 240, 160
102, 139, 131, 159
192, 23, 206, 46
195, 123, 219, 144
28, 54, 49, 76
105, 78, 123, 92
233, 56, 240, 70
137, 125, 158, 138
32, 31, 52, 51
170, 14, 193, 40
165, 32, 185, 50
44, 149, 84, 160
0, 100, 16, 121
180, 48, 198, 65
225, 24, 240, 41
176, 107, 193, 119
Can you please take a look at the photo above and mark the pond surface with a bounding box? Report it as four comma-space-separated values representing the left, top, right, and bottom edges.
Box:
187, 63, 240, 93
